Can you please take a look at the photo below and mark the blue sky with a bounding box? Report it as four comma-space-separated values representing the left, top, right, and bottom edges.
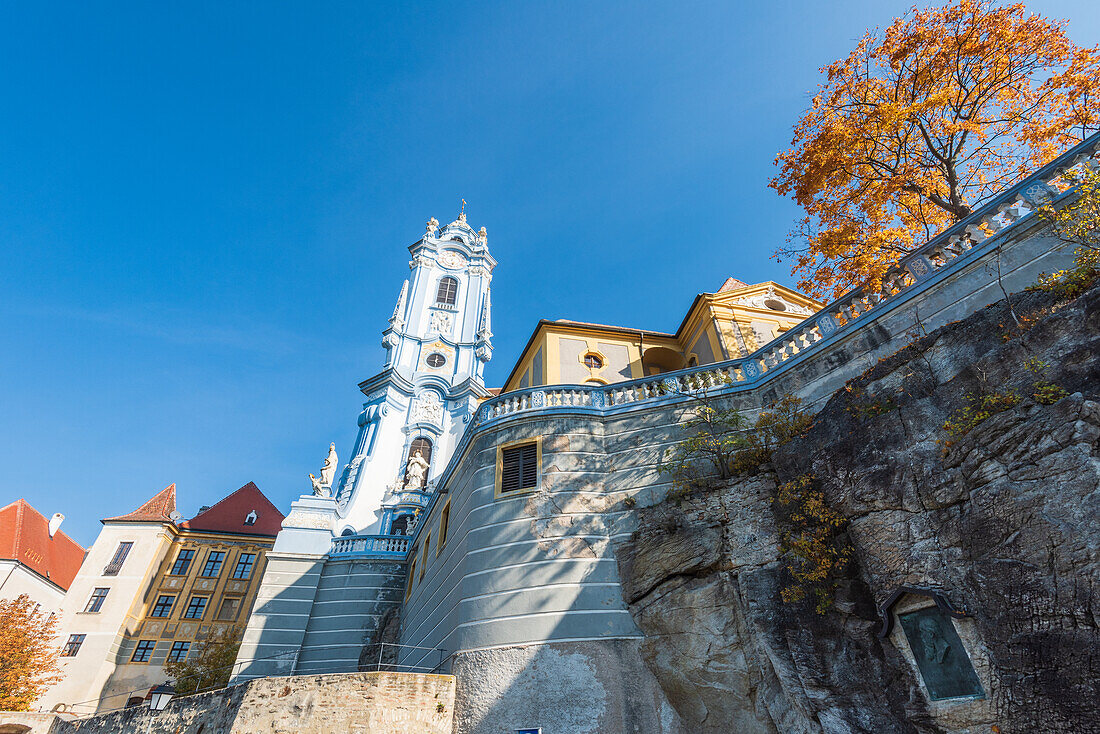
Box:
3, 1, 1097, 546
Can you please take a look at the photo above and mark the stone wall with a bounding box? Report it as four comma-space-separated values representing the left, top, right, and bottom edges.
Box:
39, 671, 454, 734
614, 282, 1100, 733
0, 711, 70, 734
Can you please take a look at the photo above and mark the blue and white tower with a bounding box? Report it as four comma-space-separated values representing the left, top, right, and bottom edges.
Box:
335, 210, 495, 534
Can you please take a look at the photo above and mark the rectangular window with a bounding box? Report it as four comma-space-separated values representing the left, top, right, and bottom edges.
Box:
420, 533, 430, 581
436, 500, 451, 556
103, 541, 134, 575
150, 595, 176, 618
84, 587, 109, 613
200, 551, 226, 577
182, 596, 208, 620
170, 549, 195, 576
231, 553, 256, 579
61, 634, 85, 657
499, 442, 539, 494
216, 597, 242, 621
131, 639, 156, 663
405, 554, 417, 600
167, 641, 190, 662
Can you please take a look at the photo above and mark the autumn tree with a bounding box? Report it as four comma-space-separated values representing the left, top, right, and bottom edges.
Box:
771, 0, 1100, 300
162, 626, 243, 696
0, 594, 63, 710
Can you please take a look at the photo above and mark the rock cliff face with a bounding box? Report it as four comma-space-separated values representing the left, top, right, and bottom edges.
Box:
616, 284, 1100, 734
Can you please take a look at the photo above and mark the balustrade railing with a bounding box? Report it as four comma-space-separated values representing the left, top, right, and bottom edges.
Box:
470, 132, 1099, 427
330, 534, 410, 557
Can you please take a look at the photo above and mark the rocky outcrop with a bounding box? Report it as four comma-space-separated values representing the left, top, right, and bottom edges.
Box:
616, 284, 1100, 733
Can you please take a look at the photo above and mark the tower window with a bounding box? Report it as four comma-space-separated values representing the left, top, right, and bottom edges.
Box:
499, 441, 539, 494
583, 353, 603, 369
426, 353, 446, 368
436, 277, 458, 307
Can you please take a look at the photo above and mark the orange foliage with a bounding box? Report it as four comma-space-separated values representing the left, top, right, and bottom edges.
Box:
0, 594, 63, 711
771, 0, 1100, 300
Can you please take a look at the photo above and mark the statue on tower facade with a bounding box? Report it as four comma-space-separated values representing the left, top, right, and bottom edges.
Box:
403, 449, 430, 490
309, 442, 339, 497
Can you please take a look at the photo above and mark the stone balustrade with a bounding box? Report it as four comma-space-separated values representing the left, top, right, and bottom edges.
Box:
331, 534, 410, 557
472, 131, 1100, 427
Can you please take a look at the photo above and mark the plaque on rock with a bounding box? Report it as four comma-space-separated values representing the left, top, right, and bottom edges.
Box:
898, 606, 985, 701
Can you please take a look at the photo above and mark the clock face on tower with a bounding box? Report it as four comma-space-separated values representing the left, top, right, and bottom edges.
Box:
439, 250, 467, 269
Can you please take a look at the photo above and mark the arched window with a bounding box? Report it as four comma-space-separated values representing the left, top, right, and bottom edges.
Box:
436, 277, 458, 307
403, 437, 433, 488
340, 527, 356, 537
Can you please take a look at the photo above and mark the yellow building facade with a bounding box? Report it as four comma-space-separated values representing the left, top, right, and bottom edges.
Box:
39, 481, 284, 713
502, 277, 822, 391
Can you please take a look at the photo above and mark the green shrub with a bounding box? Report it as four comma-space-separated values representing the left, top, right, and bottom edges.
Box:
774, 473, 851, 614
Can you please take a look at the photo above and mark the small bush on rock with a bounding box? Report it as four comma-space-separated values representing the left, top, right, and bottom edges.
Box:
1025, 356, 1070, 405
731, 394, 814, 475
941, 391, 1021, 446
774, 474, 851, 614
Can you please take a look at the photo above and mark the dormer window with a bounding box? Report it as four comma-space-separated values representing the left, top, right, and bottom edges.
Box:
244, 510, 257, 526
436, 277, 458, 307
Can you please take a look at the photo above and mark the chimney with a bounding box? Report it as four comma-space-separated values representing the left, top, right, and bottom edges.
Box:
48, 513, 64, 538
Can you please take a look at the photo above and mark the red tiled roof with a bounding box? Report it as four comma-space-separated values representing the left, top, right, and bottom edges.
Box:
0, 499, 86, 591
103, 484, 177, 523
717, 277, 748, 293
180, 482, 284, 537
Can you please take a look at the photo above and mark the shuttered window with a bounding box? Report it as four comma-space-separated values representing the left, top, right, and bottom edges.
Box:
500, 442, 538, 493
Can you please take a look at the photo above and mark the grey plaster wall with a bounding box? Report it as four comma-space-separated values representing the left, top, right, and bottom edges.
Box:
451, 641, 683, 734
294, 557, 405, 675
231, 553, 326, 681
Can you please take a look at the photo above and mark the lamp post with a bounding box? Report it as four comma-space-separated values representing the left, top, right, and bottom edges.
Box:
148, 682, 175, 712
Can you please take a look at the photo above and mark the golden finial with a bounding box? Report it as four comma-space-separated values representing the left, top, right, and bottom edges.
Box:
459, 199, 467, 221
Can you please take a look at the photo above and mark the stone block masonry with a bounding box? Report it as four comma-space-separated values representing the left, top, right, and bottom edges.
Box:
24, 671, 455, 734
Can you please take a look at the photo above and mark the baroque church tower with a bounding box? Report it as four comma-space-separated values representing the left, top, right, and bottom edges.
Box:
334, 209, 495, 534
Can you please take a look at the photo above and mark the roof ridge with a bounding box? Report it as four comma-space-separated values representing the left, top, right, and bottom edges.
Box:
103, 483, 177, 523
185, 481, 265, 522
